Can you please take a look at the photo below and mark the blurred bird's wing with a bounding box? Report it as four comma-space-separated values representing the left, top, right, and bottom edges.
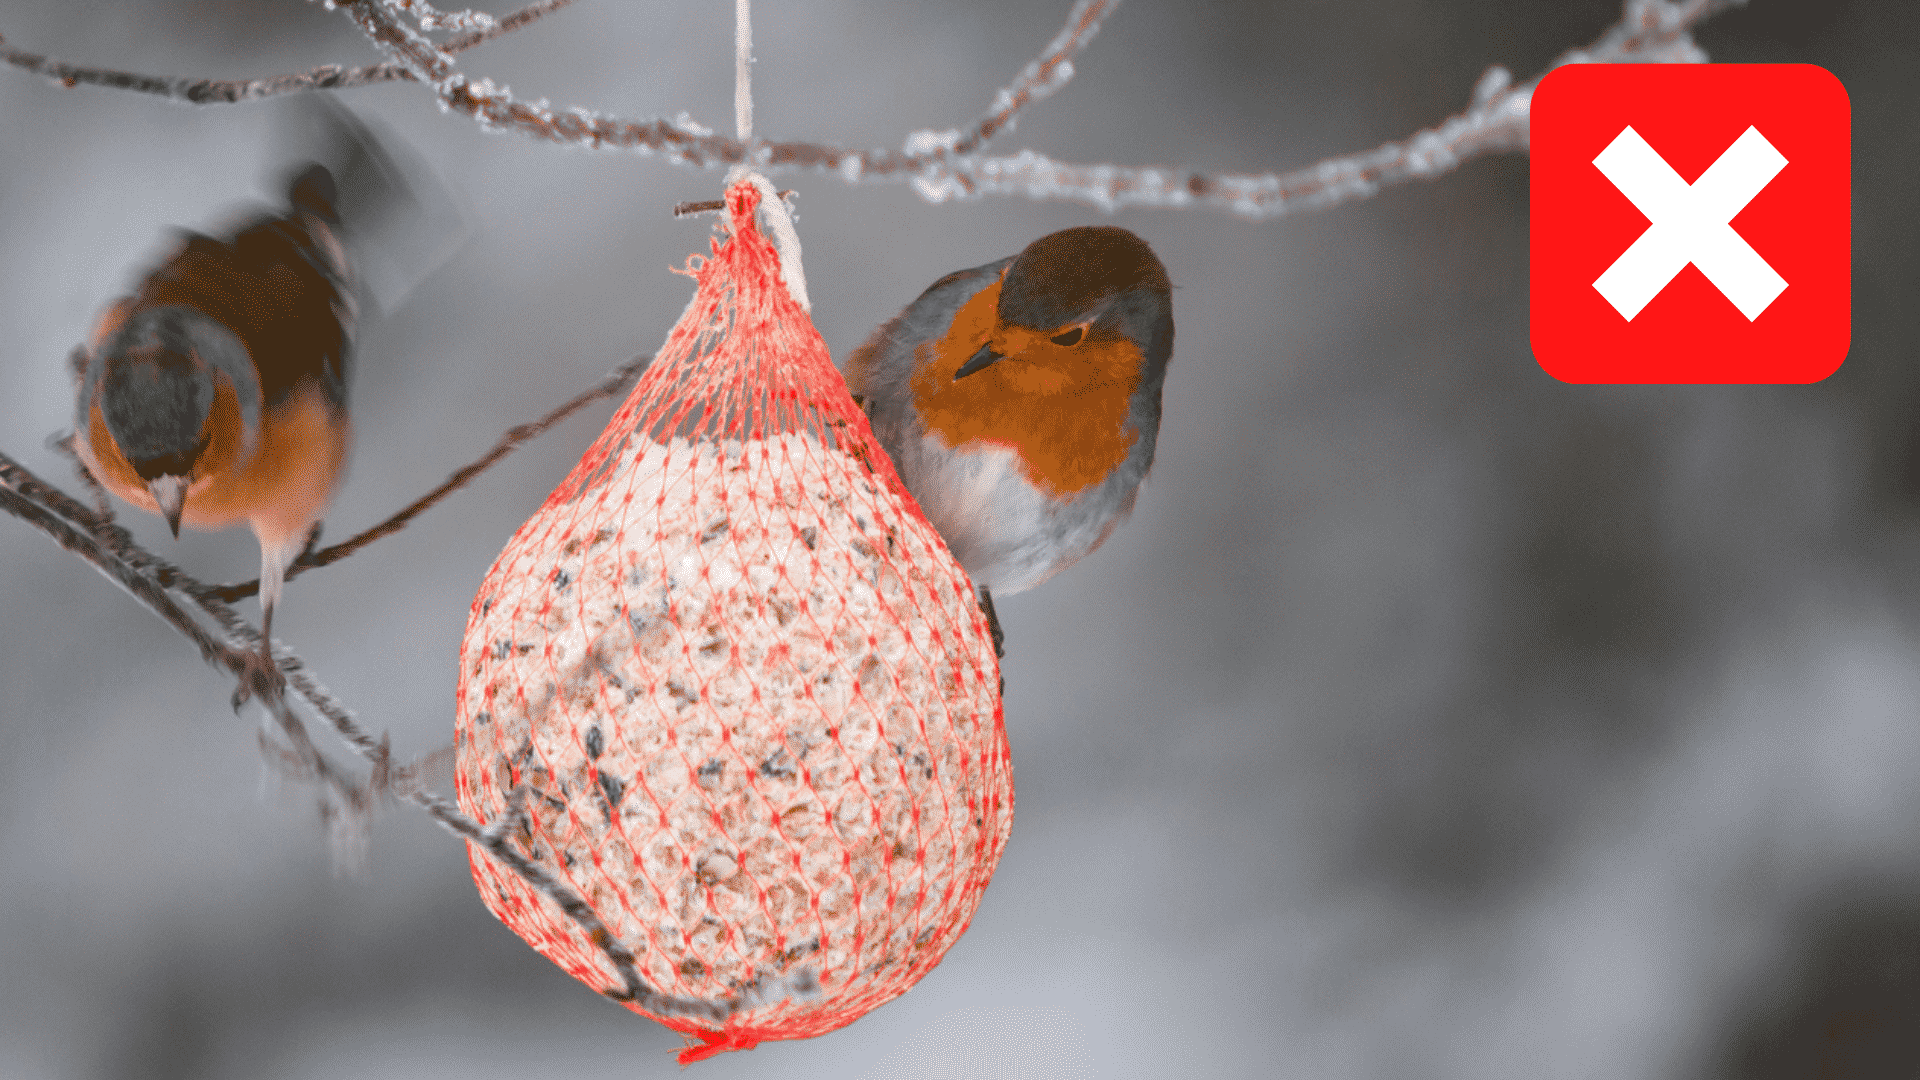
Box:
129, 219, 348, 417
270, 92, 472, 319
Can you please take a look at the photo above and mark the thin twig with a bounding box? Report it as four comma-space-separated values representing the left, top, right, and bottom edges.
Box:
441, 0, 575, 53
902, 0, 1120, 160
336, 0, 1748, 215
346, 0, 457, 85
0, 481, 232, 671
0, 38, 405, 102
905, 0, 1742, 217
673, 189, 790, 218
345, 0, 1744, 217
48, 428, 113, 523
0, 0, 569, 103
389, 1, 495, 36
0, 454, 375, 864
203, 352, 652, 602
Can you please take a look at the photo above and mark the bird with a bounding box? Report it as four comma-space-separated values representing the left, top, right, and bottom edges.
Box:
843, 225, 1174, 659
69, 97, 416, 692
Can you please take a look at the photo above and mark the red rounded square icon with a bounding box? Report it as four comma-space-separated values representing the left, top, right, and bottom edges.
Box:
1530, 64, 1850, 384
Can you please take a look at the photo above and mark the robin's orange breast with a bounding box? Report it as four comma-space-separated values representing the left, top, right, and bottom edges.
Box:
909, 279, 1141, 499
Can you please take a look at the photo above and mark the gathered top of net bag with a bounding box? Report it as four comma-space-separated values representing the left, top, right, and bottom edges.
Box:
565, 181, 879, 495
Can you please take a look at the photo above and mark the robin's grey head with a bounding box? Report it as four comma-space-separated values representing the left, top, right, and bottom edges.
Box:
951, 226, 1174, 387
997, 226, 1173, 373
98, 308, 215, 479
94, 307, 224, 536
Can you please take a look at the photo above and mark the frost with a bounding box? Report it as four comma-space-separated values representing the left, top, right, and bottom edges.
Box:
1405, 129, 1460, 177
1473, 64, 1513, 103
388, 0, 496, 32
902, 127, 962, 158
671, 111, 715, 139
910, 167, 962, 204
1043, 58, 1075, 93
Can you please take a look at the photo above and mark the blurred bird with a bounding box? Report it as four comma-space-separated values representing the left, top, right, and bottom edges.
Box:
69, 96, 426, 685
845, 225, 1174, 656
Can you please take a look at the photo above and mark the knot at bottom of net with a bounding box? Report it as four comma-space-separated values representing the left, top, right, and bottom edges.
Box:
677, 1025, 762, 1064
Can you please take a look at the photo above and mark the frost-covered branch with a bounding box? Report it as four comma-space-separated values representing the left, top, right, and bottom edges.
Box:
0, 442, 816, 1022
325, 0, 1743, 216
0, 452, 386, 866
908, 0, 1742, 216
0, 0, 572, 104
902, 0, 1119, 160
0, 0, 1739, 217
0, 0, 1120, 178
0, 33, 405, 102
386, 0, 498, 35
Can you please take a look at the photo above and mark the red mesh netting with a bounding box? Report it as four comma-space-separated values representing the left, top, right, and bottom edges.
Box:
453, 179, 1013, 1063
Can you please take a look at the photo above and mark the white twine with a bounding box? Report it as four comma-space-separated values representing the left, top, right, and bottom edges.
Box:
734, 0, 753, 142
724, 0, 807, 311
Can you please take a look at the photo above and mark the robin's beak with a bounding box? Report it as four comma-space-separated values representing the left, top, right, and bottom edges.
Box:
146, 475, 188, 538
954, 343, 1004, 380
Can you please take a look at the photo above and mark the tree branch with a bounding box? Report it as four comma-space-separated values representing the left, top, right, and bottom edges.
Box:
439, 0, 574, 53
0, 0, 571, 104
0, 454, 377, 864
906, 0, 1743, 217
0, 444, 814, 1020
1, 0, 1742, 217
0, 481, 233, 671
0, 35, 407, 102
903, 0, 1120, 160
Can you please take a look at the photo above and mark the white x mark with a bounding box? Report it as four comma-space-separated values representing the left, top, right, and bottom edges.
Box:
1592, 125, 1788, 322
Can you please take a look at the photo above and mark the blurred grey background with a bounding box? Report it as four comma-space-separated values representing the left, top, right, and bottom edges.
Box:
3, 1, 1917, 1077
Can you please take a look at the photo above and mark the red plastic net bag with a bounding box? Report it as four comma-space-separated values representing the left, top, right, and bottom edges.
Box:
453, 176, 1012, 1062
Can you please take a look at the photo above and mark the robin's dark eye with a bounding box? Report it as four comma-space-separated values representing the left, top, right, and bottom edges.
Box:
1050, 327, 1085, 347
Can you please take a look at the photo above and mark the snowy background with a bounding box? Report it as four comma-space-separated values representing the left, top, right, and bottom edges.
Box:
3, 1, 1918, 1078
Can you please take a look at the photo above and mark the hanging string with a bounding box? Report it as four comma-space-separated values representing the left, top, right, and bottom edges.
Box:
734, 0, 752, 143
719, 0, 809, 313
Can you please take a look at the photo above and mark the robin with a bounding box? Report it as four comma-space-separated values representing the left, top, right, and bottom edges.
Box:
69, 98, 415, 686
844, 225, 1174, 658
